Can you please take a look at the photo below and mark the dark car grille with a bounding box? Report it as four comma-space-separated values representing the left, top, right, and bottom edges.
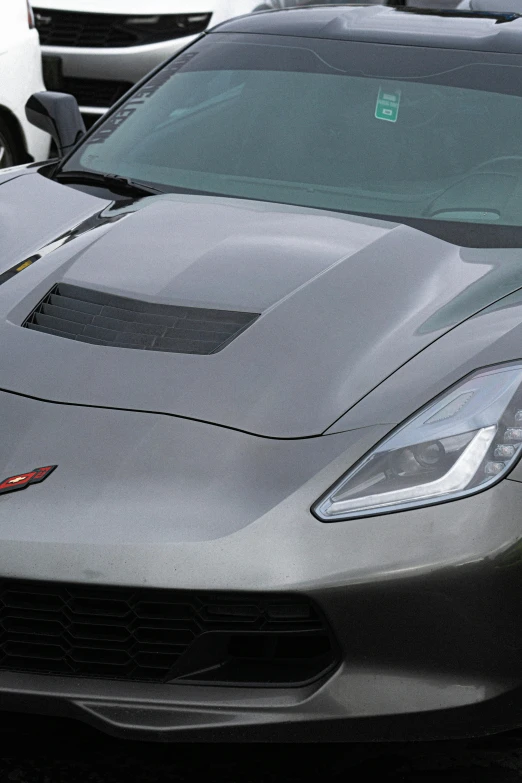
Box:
61, 77, 133, 108
0, 581, 337, 686
33, 8, 212, 48
22, 284, 259, 355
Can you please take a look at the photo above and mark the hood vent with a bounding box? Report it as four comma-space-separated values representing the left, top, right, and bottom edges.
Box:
22, 284, 259, 354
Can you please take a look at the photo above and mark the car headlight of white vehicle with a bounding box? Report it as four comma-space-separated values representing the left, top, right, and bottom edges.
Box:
314, 362, 522, 521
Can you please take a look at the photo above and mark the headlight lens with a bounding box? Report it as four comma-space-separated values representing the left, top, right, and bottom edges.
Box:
313, 362, 522, 521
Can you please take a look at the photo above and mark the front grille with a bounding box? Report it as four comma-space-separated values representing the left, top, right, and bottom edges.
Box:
34, 8, 212, 48
22, 284, 259, 355
0, 581, 337, 686
61, 77, 133, 108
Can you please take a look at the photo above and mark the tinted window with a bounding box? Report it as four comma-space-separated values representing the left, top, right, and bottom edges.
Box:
63, 34, 522, 242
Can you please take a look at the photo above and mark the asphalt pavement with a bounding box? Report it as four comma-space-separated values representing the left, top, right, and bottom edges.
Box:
3, 713, 522, 781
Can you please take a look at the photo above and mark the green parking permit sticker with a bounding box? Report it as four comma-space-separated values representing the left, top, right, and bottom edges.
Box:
375, 87, 401, 122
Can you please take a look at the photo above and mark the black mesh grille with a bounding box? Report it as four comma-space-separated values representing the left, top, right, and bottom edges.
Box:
61, 78, 133, 108
22, 284, 259, 355
34, 9, 212, 48
0, 581, 337, 686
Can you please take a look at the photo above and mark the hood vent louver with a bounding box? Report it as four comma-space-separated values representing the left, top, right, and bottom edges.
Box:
22, 284, 259, 355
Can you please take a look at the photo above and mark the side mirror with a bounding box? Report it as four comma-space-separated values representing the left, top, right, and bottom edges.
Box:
25, 92, 86, 157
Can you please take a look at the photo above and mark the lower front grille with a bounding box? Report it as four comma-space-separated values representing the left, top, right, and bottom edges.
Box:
34, 9, 212, 48
62, 77, 133, 108
0, 581, 337, 687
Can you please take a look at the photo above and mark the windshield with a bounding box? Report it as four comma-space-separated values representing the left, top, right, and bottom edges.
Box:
63, 33, 522, 238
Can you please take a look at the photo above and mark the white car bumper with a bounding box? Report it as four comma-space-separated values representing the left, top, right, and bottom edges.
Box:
0, 28, 50, 163
42, 35, 201, 119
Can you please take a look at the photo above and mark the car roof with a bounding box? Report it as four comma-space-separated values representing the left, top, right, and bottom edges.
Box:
211, 4, 522, 53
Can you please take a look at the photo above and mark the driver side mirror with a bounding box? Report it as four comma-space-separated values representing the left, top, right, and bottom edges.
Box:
25, 92, 86, 157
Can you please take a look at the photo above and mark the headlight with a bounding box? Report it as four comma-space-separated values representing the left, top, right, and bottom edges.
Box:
313, 362, 522, 521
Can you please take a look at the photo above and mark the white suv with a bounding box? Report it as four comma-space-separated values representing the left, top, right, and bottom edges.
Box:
33, 0, 351, 126
0, 1, 50, 168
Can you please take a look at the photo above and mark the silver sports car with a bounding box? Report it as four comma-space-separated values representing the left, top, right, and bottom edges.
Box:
2, 3, 522, 742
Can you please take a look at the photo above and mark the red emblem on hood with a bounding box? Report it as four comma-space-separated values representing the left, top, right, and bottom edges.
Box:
0, 466, 57, 495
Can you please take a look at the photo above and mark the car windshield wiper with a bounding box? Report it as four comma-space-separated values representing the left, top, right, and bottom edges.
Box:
53, 169, 264, 200
53, 169, 162, 197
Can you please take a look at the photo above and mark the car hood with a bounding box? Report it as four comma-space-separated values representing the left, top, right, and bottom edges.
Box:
2, 168, 522, 438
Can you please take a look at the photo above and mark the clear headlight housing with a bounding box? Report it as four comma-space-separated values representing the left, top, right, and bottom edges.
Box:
313, 362, 522, 522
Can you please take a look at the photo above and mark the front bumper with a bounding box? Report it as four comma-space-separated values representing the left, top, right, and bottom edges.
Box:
2, 665, 522, 743
2, 389, 522, 740
3, 477, 522, 741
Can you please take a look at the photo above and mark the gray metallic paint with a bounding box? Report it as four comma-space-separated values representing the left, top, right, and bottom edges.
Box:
5, 6, 522, 737
2, 381, 522, 738
3, 169, 522, 438
2, 449, 522, 739
0, 390, 379, 546
3, 164, 522, 738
